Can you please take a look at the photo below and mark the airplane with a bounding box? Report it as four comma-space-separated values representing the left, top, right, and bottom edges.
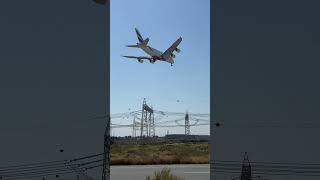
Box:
122, 28, 182, 66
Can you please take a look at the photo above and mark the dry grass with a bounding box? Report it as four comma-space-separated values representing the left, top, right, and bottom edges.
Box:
145, 168, 185, 180
111, 142, 209, 165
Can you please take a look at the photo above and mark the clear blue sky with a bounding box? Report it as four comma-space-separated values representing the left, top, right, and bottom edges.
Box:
110, 0, 210, 136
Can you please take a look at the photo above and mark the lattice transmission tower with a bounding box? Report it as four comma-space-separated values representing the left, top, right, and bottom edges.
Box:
140, 99, 155, 138
149, 106, 155, 137
240, 152, 252, 180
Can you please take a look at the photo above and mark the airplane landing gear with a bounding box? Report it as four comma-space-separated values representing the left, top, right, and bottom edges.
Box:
171, 64, 173, 66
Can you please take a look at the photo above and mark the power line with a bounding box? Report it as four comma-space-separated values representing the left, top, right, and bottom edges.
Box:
69, 153, 103, 162
3, 171, 75, 180
0, 153, 103, 180
211, 160, 320, 177
212, 169, 320, 177
2, 167, 75, 178
0, 152, 103, 171
213, 159, 320, 166
0, 160, 65, 170
0, 159, 102, 176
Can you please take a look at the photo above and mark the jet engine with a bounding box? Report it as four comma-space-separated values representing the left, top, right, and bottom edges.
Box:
171, 53, 176, 58
175, 48, 181, 53
149, 59, 155, 63
138, 59, 143, 63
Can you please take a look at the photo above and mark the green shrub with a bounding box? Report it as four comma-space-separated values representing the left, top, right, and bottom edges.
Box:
145, 168, 185, 180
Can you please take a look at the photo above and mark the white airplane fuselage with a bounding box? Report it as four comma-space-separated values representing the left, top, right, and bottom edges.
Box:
138, 44, 174, 64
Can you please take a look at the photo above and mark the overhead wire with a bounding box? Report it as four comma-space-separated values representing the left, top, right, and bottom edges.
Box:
211, 160, 320, 177
0, 159, 102, 176
0, 153, 103, 180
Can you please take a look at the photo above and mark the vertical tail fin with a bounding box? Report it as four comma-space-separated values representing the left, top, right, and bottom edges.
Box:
135, 28, 144, 43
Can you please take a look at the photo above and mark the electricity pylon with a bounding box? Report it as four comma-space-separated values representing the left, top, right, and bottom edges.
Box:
140, 99, 154, 138
185, 111, 190, 136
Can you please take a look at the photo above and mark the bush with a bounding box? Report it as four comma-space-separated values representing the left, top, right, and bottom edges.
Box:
145, 168, 185, 180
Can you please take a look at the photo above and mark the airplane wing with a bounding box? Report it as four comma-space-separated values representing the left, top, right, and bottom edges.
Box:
162, 37, 182, 58
122, 55, 152, 60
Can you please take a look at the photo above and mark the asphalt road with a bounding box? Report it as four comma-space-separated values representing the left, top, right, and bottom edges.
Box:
110, 164, 209, 180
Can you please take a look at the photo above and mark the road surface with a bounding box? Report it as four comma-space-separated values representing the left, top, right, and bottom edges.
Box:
110, 164, 209, 180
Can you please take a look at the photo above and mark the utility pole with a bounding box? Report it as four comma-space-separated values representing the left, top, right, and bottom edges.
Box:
102, 115, 111, 180
92, 0, 110, 179
140, 99, 145, 138
152, 108, 155, 137
132, 116, 137, 137
185, 111, 190, 136
148, 111, 151, 137
132, 116, 135, 137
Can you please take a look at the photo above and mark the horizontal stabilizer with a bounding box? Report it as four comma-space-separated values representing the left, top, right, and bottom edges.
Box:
122, 55, 152, 60
126, 45, 139, 48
